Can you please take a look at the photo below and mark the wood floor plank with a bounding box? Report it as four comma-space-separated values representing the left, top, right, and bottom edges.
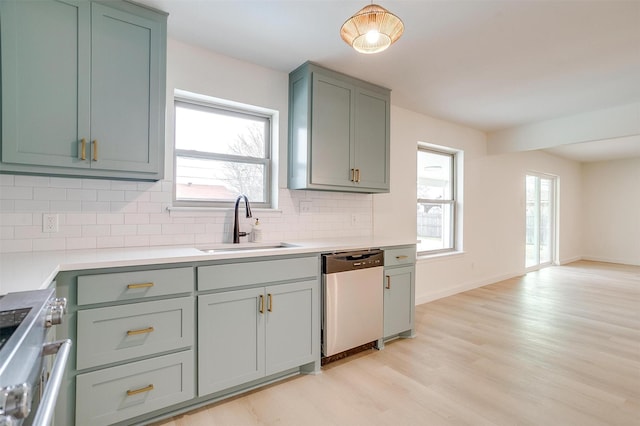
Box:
151, 261, 640, 425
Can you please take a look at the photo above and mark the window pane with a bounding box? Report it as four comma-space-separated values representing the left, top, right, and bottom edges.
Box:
173, 96, 272, 207
417, 150, 452, 200
539, 178, 552, 264
525, 175, 537, 268
176, 156, 265, 203
417, 202, 453, 252
175, 103, 267, 157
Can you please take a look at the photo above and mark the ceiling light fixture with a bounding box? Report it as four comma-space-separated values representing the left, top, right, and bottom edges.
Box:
340, 3, 404, 54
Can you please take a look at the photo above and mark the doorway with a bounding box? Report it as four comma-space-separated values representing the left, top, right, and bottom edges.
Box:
526, 173, 557, 270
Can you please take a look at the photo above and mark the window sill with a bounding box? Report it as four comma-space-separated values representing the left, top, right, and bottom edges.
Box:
167, 206, 283, 216
417, 250, 465, 262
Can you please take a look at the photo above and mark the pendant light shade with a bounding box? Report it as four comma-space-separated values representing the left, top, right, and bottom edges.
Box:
340, 3, 404, 54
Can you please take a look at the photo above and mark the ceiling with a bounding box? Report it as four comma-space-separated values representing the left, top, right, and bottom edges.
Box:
136, 0, 640, 161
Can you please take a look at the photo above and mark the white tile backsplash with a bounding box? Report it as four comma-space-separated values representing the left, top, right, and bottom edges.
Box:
0, 176, 374, 253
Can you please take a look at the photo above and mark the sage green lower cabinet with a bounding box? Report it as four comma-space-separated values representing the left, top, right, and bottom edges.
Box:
382, 245, 417, 341
198, 288, 265, 395
54, 264, 196, 426
265, 281, 316, 375
383, 266, 415, 337
76, 297, 194, 370
75, 350, 194, 426
198, 259, 319, 397
55, 254, 320, 425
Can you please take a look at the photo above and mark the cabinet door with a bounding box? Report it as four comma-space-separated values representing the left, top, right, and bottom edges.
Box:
383, 267, 414, 338
354, 88, 390, 191
310, 72, 354, 187
198, 289, 265, 396
265, 280, 317, 375
0, 0, 90, 168
90, 3, 161, 174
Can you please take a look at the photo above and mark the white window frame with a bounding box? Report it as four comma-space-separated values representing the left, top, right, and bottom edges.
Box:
173, 93, 273, 209
417, 146, 457, 256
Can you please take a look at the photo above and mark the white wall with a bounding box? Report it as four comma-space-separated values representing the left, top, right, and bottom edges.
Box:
0, 38, 373, 253
376, 106, 584, 304
581, 157, 640, 265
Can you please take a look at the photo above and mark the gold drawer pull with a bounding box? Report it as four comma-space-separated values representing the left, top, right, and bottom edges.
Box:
80, 138, 86, 160
127, 282, 154, 289
396, 255, 409, 260
259, 295, 264, 314
350, 168, 355, 182
267, 293, 273, 312
126, 384, 154, 396
126, 326, 154, 336
385, 275, 391, 289
92, 139, 98, 161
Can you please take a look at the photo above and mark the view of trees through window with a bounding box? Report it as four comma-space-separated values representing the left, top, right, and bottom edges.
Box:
174, 100, 270, 206
417, 148, 455, 253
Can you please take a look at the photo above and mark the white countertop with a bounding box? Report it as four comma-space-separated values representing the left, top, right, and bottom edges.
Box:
0, 237, 415, 294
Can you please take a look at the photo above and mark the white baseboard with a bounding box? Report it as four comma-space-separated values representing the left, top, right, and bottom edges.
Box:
415, 271, 522, 305
558, 256, 582, 265
581, 255, 640, 267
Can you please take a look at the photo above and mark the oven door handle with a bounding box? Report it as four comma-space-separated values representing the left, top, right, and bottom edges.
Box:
33, 339, 73, 426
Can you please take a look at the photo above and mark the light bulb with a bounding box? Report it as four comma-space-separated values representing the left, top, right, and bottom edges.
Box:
365, 29, 380, 44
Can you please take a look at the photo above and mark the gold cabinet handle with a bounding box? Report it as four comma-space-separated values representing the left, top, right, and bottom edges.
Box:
355, 168, 361, 183
92, 139, 98, 161
267, 293, 273, 312
127, 282, 154, 289
126, 384, 154, 396
350, 168, 355, 182
126, 326, 154, 336
385, 275, 391, 289
80, 138, 87, 160
259, 295, 264, 314
396, 255, 408, 260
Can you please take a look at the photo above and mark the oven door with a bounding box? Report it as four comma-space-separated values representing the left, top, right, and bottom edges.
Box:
24, 339, 72, 426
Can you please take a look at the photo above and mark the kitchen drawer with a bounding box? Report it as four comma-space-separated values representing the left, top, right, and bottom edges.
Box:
76, 297, 194, 370
77, 267, 193, 305
75, 350, 195, 426
198, 256, 318, 291
384, 246, 416, 267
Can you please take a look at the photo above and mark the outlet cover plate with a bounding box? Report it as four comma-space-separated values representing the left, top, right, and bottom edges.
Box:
43, 213, 59, 233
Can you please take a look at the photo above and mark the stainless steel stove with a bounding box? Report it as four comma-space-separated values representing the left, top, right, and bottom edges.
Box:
0, 289, 71, 425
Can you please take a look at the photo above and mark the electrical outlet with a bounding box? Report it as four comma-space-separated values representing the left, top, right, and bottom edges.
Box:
300, 200, 312, 214
43, 213, 59, 233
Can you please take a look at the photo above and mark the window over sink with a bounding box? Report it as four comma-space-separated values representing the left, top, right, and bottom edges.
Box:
173, 90, 274, 208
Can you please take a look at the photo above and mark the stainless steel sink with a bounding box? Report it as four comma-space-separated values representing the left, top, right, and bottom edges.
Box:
198, 242, 298, 253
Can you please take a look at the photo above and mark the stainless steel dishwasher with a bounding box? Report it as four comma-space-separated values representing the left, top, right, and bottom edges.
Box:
322, 249, 384, 357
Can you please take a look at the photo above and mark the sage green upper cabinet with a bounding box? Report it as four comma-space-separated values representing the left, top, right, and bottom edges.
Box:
89, 2, 164, 175
288, 62, 390, 193
0, 0, 167, 181
0, 0, 89, 170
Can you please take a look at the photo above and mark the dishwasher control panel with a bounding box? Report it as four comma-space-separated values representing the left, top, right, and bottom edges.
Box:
322, 249, 384, 274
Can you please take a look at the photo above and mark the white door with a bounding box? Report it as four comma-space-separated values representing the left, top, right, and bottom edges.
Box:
526, 174, 556, 270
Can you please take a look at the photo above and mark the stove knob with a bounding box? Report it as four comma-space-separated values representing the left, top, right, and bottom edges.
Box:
0, 383, 31, 419
53, 297, 68, 314
45, 297, 68, 327
45, 305, 64, 327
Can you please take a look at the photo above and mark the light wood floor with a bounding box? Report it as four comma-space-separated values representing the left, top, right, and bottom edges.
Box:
153, 261, 640, 426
